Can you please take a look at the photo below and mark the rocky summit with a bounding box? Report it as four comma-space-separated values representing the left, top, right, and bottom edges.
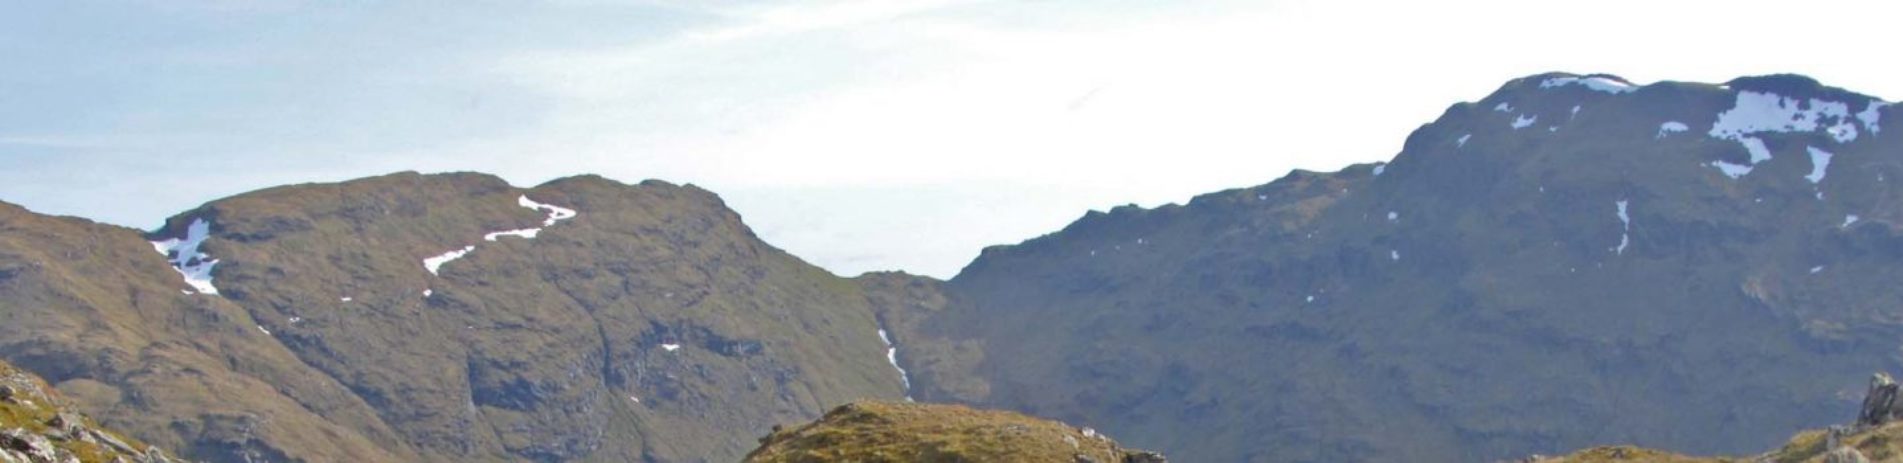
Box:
0, 72, 1899, 462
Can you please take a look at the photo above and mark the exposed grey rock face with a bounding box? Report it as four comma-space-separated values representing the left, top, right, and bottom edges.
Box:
1826, 446, 1871, 463
1122, 451, 1168, 463
1859, 373, 1900, 427
0, 430, 56, 462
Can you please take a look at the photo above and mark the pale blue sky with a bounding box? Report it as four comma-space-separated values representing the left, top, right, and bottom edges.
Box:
4, 0, 1899, 278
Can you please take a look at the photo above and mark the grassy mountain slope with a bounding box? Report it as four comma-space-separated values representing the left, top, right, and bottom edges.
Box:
0, 200, 410, 462
1, 172, 908, 462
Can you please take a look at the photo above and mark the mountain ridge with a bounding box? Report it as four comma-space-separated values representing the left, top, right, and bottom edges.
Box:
2, 71, 1899, 462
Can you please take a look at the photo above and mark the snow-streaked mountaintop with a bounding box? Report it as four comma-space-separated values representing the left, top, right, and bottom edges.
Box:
890, 71, 1903, 462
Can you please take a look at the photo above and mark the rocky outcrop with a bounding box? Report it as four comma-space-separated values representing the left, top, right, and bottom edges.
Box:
1860, 374, 1900, 427
0, 359, 182, 463
743, 401, 1165, 463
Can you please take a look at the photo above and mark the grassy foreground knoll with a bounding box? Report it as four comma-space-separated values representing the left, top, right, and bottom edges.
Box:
744, 400, 1166, 463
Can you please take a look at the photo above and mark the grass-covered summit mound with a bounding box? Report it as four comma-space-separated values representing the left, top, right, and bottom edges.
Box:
744, 400, 1166, 463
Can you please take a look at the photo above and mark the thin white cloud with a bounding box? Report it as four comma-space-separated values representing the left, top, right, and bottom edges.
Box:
685, 0, 981, 42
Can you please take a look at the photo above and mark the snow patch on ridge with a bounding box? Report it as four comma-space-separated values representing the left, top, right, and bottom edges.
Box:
1860, 102, 1888, 135
150, 218, 221, 295
1844, 215, 1860, 227
1705, 91, 1874, 178
1710, 91, 1858, 142
1540, 76, 1639, 94
519, 195, 578, 226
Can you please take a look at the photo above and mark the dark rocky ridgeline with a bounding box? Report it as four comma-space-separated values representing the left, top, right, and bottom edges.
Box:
879, 73, 1903, 462
0, 359, 183, 463
0, 172, 908, 462
742, 400, 1166, 463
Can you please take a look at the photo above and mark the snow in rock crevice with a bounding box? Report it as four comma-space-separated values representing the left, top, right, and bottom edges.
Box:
423, 245, 476, 275
1494, 102, 1514, 113
1373, 164, 1386, 176
1710, 137, 1772, 179
150, 218, 221, 295
1806, 146, 1834, 184
660, 343, 681, 352
484, 228, 541, 241
1860, 102, 1888, 134
421, 194, 581, 274
519, 195, 578, 226
1614, 200, 1631, 255
1511, 114, 1538, 130
1844, 215, 1860, 227
1658, 121, 1689, 138
1540, 76, 1640, 94
1457, 134, 1472, 147
877, 326, 914, 401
